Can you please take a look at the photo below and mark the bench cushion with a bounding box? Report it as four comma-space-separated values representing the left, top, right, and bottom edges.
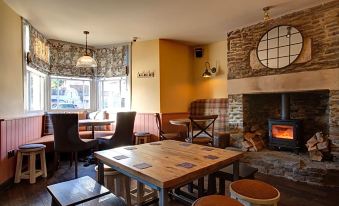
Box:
19, 143, 46, 150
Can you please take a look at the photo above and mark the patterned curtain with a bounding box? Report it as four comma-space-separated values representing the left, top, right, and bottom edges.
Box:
49, 39, 95, 77
96, 44, 129, 77
25, 21, 50, 74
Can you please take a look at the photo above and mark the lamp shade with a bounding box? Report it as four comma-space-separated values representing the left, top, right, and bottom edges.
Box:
76, 55, 97, 68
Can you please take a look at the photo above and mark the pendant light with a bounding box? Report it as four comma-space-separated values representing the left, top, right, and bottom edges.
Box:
76, 31, 97, 68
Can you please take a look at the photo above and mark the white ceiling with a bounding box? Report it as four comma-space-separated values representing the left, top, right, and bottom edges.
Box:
4, 0, 329, 46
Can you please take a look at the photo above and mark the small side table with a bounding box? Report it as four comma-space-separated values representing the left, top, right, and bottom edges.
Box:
14, 143, 47, 184
135, 132, 151, 144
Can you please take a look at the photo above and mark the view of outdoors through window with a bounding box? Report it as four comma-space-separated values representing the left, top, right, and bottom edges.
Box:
51, 77, 91, 110
98, 77, 129, 111
27, 69, 45, 111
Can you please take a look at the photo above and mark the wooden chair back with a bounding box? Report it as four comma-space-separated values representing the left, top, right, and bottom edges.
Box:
189, 115, 218, 141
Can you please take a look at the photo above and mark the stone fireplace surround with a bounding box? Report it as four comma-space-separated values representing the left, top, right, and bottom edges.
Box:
225, 1, 339, 186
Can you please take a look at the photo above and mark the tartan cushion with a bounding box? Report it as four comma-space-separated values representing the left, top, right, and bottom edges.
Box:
189, 98, 228, 132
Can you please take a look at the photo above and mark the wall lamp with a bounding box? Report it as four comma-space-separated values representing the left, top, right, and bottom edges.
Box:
202, 62, 217, 78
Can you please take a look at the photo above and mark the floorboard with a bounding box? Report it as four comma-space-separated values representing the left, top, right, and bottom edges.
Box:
0, 160, 338, 206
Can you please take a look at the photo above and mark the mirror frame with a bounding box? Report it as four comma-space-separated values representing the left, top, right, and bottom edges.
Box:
256, 25, 304, 69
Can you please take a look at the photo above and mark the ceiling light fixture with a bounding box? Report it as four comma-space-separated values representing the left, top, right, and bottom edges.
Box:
76, 31, 97, 68
202, 62, 217, 78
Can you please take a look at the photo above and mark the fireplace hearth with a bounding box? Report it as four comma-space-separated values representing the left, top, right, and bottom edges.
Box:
268, 94, 302, 152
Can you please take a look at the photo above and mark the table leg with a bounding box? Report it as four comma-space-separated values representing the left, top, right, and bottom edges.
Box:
159, 188, 169, 206
233, 160, 240, 181
91, 125, 95, 139
98, 161, 104, 185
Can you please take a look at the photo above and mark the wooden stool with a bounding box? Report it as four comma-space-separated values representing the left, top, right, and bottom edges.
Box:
95, 165, 131, 206
192, 195, 244, 206
215, 163, 258, 195
230, 179, 280, 206
130, 181, 158, 205
135, 132, 151, 145
14, 143, 47, 184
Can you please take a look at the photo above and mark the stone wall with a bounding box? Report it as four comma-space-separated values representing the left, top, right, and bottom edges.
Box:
329, 90, 339, 161
227, 94, 244, 147
227, 1, 339, 80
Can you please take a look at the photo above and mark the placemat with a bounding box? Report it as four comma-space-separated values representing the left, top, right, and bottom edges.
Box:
113, 155, 129, 160
176, 162, 196, 169
124, 146, 137, 150
204, 155, 219, 160
133, 163, 152, 169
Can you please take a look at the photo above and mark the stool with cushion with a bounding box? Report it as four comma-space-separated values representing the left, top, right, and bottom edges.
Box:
95, 165, 131, 205
192, 195, 244, 206
215, 163, 258, 195
14, 144, 47, 184
134, 132, 151, 144
230, 179, 280, 206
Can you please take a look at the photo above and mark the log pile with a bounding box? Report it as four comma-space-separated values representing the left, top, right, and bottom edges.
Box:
241, 126, 266, 152
306, 132, 330, 161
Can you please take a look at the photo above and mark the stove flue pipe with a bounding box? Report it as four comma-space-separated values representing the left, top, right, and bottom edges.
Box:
281, 93, 290, 120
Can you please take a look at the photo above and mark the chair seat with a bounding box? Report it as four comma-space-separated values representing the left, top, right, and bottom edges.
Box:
18, 144, 46, 150
163, 133, 180, 140
135, 132, 150, 137
193, 195, 243, 206
230, 179, 279, 200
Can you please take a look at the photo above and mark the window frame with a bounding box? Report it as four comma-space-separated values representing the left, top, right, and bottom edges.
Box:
97, 76, 131, 112
48, 75, 93, 112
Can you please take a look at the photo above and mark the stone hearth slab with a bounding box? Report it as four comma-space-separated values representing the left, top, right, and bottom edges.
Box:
226, 147, 339, 186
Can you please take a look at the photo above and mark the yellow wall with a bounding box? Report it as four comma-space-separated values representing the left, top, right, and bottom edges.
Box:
131, 40, 161, 113
192, 40, 227, 100
159, 40, 193, 113
0, 1, 24, 118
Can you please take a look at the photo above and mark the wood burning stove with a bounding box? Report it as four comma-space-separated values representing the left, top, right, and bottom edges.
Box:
268, 94, 302, 152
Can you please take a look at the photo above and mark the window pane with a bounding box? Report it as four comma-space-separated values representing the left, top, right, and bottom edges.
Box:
51, 77, 91, 110
99, 77, 129, 111
28, 70, 45, 111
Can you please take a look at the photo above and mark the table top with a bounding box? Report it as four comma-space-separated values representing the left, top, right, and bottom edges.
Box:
47, 176, 110, 206
79, 119, 114, 126
94, 140, 243, 189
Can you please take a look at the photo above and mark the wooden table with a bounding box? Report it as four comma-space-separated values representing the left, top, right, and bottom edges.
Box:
47, 176, 110, 206
94, 140, 243, 206
79, 119, 114, 138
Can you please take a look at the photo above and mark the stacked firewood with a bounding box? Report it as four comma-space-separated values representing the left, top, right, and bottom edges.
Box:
306, 132, 330, 161
241, 126, 266, 152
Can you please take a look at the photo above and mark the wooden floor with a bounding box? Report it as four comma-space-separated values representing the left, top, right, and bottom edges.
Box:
0, 160, 338, 206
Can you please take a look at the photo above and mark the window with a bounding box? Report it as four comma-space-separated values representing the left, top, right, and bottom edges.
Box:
50, 77, 91, 110
26, 67, 46, 111
98, 77, 130, 111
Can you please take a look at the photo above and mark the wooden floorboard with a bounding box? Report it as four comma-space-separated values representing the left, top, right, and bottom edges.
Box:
0, 160, 338, 206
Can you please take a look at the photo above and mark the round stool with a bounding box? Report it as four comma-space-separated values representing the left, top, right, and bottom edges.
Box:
192, 195, 244, 206
230, 179, 280, 206
95, 165, 131, 205
14, 144, 47, 184
135, 132, 151, 144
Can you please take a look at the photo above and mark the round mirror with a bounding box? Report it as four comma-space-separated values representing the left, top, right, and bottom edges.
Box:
257, 25, 303, 68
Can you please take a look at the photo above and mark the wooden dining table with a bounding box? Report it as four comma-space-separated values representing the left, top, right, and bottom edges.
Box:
94, 140, 243, 206
79, 119, 114, 138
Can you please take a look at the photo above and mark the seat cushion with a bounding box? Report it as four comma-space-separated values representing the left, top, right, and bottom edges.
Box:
135, 132, 150, 137
19, 143, 46, 150
80, 131, 114, 139
230, 179, 279, 200
193, 195, 243, 206
192, 137, 211, 145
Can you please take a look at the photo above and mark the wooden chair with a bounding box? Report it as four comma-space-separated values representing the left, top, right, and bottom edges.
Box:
192, 195, 243, 206
189, 115, 218, 145
155, 113, 181, 141
51, 113, 98, 178
14, 143, 47, 184
230, 179, 280, 206
215, 163, 258, 195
